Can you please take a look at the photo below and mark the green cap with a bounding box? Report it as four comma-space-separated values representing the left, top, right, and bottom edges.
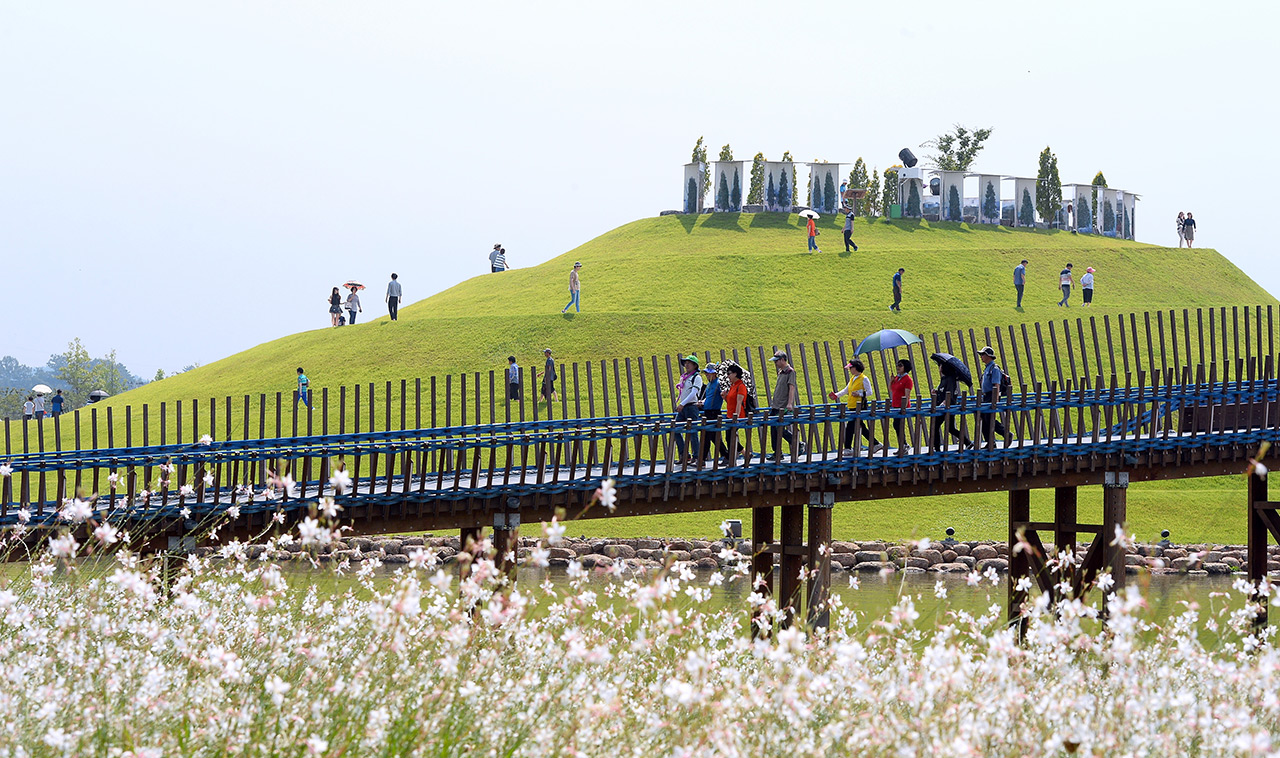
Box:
683, 354, 700, 365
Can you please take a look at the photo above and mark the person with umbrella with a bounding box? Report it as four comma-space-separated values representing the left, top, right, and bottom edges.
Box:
929, 353, 972, 449
344, 282, 364, 325
828, 359, 880, 457
802, 210, 822, 253
978, 346, 1008, 446
672, 355, 705, 465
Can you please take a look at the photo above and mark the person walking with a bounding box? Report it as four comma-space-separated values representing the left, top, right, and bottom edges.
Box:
698, 363, 731, 465
888, 359, 913, 454
843, 211, 858, 252
977, 347, 1008, 447
489, 244, 507, 273
49, 389, 65, 417
1014, 260, 1027, 309
671, 355, 705, 464
541, 348, 557, 403
506, 356, 521, 401
806, 214, 821, 252
561, 262, 582, 313
930, 367, 971, 450
829, 359, 880, 456
763, 351, 804, 459
344, 288, 362, 325
1081, 267, 1095, 307
22, 396, 34, 421
296, 367, 310, 409
1183, 213, 1196, 248
328, 287, 343, 327
1057, 263, 1074, 307
386, 273, 402, 321
1177, 212, 1186, 248
890, 268, 904, 312
722, 364, 751, 460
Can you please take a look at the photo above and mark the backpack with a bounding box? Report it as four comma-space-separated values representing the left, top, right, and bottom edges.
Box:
337, 314, 346, 326
744, 392, 758, 413
999, 368, 1012, 395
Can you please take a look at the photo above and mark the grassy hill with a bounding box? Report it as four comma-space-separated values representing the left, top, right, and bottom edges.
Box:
15, 213, 1278, 544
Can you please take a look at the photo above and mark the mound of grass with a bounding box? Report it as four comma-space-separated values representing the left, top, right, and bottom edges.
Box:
12, 214, 1277, 544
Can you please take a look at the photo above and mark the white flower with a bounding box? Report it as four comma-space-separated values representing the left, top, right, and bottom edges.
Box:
544, 517, 566, 546
0, 464, 12, 477
58, 498, 93, 523
264, 675, 291, 706
107, 472, 120, 489
915, 537, 932, 552
159, 464, 173, 475
595, 479, 617, 512
298, 517, 332, 547
529, 545, 550, 568
1015, 576, 1033, 592
1097, 573, 1115, 591
93, 523, 120, 545
17, 508, 30, 524
934, 580, 948, 599
49, 534, 79, 559
319, 497, 342, 519
199, 434, 213, 445
329, 469, 352, 495
966, 571, 981, 587
305, 736, 328, 755
180, 507, 191, 519
226, 505, 241, 520
179, 485, 195, 498
566, 559, 584, 578
202, 473, 214, 488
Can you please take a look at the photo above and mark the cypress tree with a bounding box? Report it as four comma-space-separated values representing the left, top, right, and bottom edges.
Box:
778, 171, 791, 212
685, 178, 698, 213
781, 151, 797, 204
1035, 147, 1063, 224
1019, 189, 1036, 227
822, 172, 836, 213
731, 169, 742, 211
906, 181, 921, 217
947, 185, 962, 222
747, 153, 765, 205
867, 168, 881, 216
717, 172, 730, 210
982, 181, 999, 222
1103, 199, 1116, 233
1076, 194, 1093, 231
882, 168, 898, 217
766, 174, 777, 210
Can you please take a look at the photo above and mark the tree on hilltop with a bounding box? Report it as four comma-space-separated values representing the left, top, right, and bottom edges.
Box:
766, 173, 777, 210
947, 185, 962, 222
685, 178, 698, 213
1103, 199, 1116, 233
781, 151, 797, 204
982, 180, 999, 222
882, 168, 898, 217
1018, 189, 1036, 227
691, 137, 709, 198
867, 168, 882, 216
823, 172, 837, 214
906, 181, 921, 217
747, 153, 765, 205
1035, 146, 1063, 226
778, 170, 791, 212
1091, 171, 1107, 230
922, 124, 993, 170
1076, 192, 1093, 231
731, 169, 742, 211
719, 144, 733, 162
849, 158, 869, 215
716, 172, 730, 210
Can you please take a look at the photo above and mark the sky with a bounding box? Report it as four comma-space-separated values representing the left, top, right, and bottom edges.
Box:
2, 0, 1276, 377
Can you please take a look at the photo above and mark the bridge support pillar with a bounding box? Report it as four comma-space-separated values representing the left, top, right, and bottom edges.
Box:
806, 493, 835, 631
778, 504, 804, 628
1054, 486, 1078, 558
459, 526, 483, 583
750, 506, 774, 638
1102, 472, 1129, 602
1248, 471, 1271, 630
1007, 489, 1031, 637
493, 512, 520, 585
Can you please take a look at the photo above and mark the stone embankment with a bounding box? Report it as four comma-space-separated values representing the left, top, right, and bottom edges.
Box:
211, 536, 1280, 578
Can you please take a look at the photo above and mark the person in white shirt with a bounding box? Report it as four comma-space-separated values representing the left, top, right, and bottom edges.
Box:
386, 273, 403, 321
1081, 267, 1095, 307
344, 289, 362, 324
506, 356, 521, 400
22, 397, 34, 421
673, 355, 705, 463
32, 394, 45, 420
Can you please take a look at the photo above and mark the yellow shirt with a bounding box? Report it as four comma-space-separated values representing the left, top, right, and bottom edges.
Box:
840, 374, 872, 409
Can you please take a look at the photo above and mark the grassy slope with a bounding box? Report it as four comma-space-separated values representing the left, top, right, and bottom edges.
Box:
25, 214, 1278, 543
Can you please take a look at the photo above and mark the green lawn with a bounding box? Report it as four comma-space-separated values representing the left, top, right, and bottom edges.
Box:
6, 213, 1275, 544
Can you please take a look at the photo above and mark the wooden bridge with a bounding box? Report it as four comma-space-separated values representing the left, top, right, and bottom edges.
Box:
4, 305, 1280, 630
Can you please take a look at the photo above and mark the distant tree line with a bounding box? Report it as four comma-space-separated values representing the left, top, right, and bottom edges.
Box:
0, 339, 145, 419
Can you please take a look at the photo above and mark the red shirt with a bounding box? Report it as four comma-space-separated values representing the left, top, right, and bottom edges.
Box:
807, 218, 817, 237
890, 374, 913, 409
723, 380, 750, 419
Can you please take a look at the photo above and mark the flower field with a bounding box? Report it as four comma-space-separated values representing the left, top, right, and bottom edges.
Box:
2, 518, 1280, 758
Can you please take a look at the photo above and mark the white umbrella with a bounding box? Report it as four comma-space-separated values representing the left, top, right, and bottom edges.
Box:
798, 209, 820, 220
31, 384, 51, 395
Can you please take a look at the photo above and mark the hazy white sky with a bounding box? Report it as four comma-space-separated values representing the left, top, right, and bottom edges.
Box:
2, 0, 1275, 375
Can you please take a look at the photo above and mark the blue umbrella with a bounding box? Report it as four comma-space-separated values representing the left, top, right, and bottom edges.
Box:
855, 328, 922, 354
